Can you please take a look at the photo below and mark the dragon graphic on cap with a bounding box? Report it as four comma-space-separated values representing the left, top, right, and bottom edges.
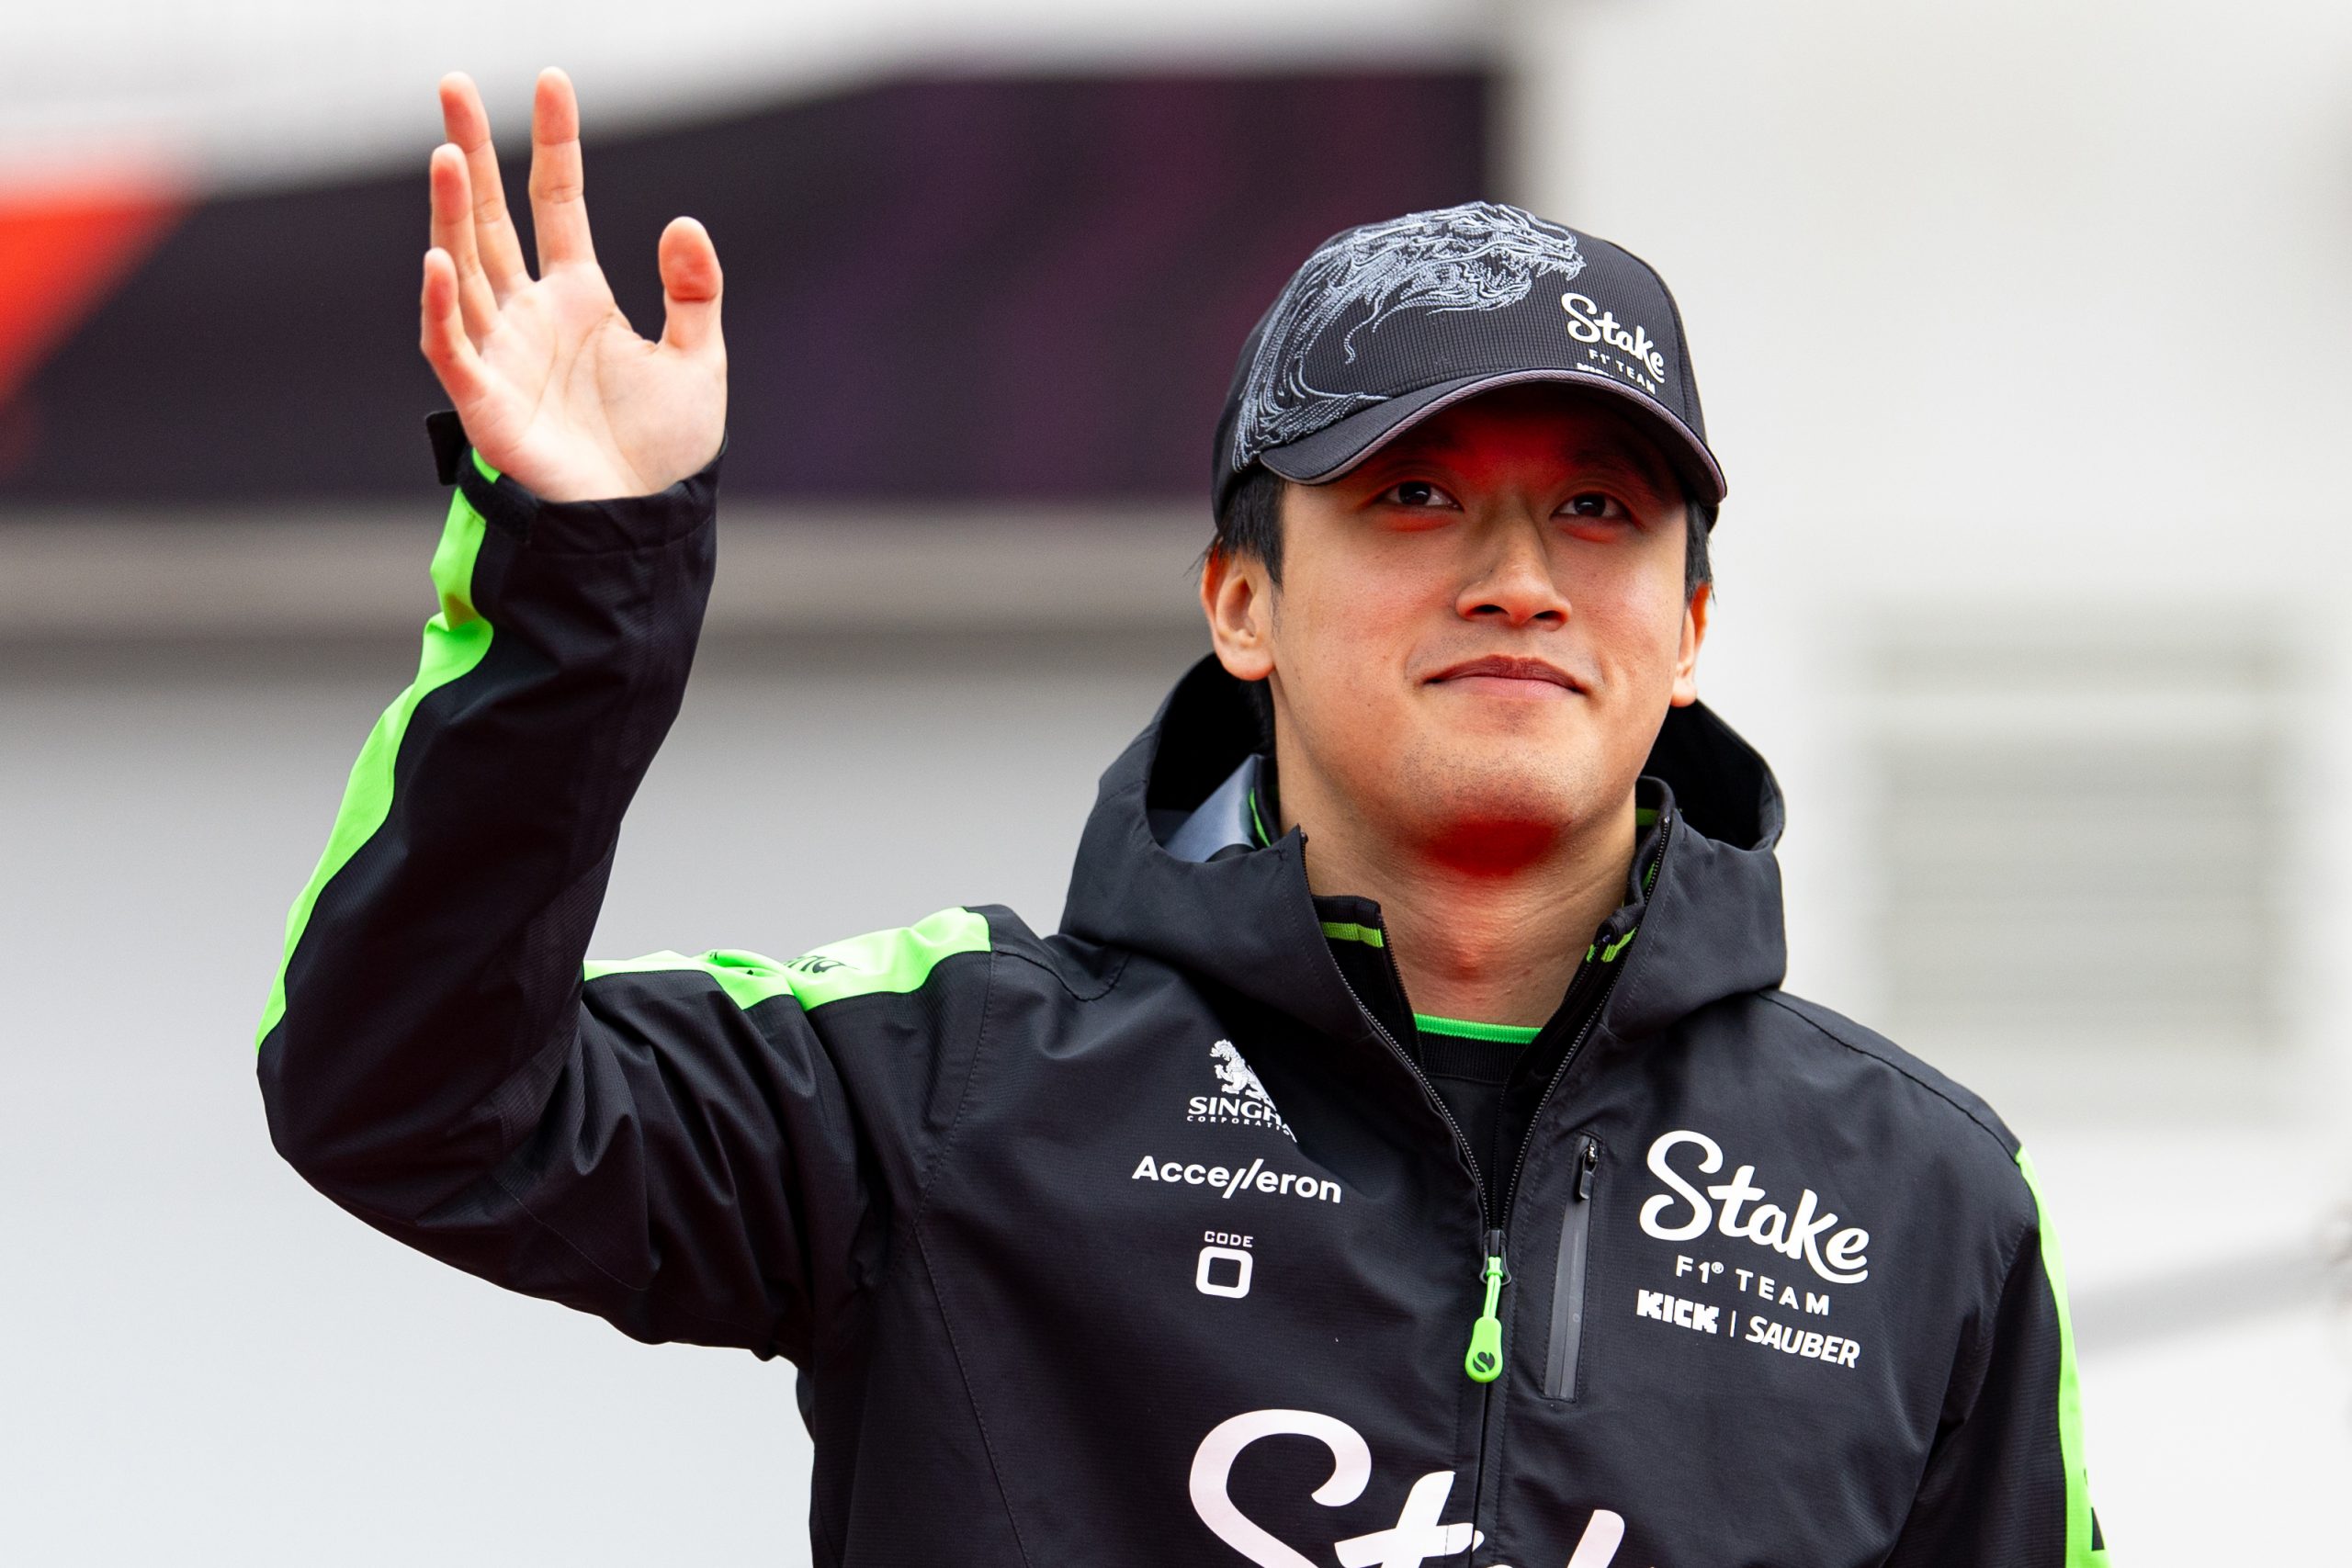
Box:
1231, 201, 1589, 473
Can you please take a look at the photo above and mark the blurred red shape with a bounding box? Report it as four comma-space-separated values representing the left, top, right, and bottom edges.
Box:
0, 171, 187, 437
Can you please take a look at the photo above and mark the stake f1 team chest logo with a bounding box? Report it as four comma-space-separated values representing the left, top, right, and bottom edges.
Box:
1635, 1129, 1871, 1284
1190, 1040, 1296, 1141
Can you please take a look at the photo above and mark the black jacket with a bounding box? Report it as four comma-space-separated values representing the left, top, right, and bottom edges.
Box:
258, 420, 2110, 1567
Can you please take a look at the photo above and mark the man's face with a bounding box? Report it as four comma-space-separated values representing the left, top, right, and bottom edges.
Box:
1204, 383, 1709, 870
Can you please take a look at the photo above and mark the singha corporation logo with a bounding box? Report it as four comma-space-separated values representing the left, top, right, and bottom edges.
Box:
1191, 1040, 1296, 1140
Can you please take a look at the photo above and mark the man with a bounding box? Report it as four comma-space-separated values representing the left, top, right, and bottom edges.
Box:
258, 66, 2109, 1567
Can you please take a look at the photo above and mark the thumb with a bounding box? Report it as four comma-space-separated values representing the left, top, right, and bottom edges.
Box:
656, 216, 723, 357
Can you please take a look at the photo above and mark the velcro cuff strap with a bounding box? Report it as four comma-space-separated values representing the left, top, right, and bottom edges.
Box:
425, 409, 469, 487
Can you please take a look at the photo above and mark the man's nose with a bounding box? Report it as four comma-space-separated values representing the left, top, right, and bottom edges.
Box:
1457, 514, 1567, 627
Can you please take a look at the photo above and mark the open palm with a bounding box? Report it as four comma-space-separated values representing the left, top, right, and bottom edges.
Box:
420, 68, 725, 502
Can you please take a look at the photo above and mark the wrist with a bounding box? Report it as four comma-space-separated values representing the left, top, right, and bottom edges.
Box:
426, 410, 723, 551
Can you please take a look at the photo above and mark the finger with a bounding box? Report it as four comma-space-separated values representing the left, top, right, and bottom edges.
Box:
656, 217, 723, 357
427, 144, 500, 344
526, 66, 595, 272
437, 72, 531, 302
420, 248, 495, 410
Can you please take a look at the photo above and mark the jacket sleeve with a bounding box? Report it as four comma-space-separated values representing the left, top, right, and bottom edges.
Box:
254, 412, 988, 1363
1883, 1148, 2111, 1567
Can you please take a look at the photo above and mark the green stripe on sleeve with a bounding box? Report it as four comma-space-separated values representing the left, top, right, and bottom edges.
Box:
254, 468, 498, 1048
2015, 1147, 2109, 1566
1412, 1014, 1542, 1044
583, 907, 991, 1012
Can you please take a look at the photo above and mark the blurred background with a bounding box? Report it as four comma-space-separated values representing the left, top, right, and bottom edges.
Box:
4, 1, 2348, 1561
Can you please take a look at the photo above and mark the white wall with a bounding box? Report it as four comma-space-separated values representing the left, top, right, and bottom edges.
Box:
1510, 0, 2352, 589
1504, 0, 2352, 1087
1502, 3, 2352, 1557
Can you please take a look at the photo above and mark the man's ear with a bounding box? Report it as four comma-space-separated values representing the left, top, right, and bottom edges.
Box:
1669, 581, 1710, 707
1201, 546, 1276, 682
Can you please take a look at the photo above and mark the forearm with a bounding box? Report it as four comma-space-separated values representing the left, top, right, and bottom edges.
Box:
257, 413, 723, 1216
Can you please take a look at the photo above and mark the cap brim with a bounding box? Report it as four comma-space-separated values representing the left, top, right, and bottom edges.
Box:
1257, 367, 1727, 508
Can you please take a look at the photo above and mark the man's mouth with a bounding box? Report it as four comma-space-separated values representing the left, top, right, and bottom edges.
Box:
1427, 655, 1585, 694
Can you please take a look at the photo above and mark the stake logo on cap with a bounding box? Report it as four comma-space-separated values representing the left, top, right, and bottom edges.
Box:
1212, 201, 1725, 516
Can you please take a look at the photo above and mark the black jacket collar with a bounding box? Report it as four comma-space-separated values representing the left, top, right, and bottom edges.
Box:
1057, 654, 1787, 1045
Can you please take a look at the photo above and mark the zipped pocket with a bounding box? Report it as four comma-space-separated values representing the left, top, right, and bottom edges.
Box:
1542, 1135, 1600, 1401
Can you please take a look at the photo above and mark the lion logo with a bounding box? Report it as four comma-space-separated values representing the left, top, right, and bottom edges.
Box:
1210, 1039, 1273, 1104
1193, 1040, 1296, 1139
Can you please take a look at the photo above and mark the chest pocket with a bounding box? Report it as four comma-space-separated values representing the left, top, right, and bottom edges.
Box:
1540, 1133, 1601, 1401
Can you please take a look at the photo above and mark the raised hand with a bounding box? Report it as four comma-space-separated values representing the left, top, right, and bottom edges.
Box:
420, 68, 725, 502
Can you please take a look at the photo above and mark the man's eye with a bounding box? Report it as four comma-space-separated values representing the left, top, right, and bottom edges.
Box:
1560, 491, 1628, 521
1378, 479, 1457, 509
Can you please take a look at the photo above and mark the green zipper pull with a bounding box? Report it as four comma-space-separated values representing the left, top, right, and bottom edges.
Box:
1464, 1229, 1509, 1383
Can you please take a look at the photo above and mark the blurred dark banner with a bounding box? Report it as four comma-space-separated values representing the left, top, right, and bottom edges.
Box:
0, 71, 1487, 508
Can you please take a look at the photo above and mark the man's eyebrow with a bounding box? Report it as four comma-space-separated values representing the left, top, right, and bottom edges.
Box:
1555, 446, 1675, 492
1374, 425, 1674, 481
1360, 430, 1680, 503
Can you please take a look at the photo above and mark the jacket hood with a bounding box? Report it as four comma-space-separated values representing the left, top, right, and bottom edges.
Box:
1057, 654, 1787, 1043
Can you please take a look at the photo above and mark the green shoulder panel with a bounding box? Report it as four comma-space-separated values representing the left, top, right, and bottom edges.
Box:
254, 449, 503, 1049
583, 906, 992, 1014
2015, 1147, 2111, 1567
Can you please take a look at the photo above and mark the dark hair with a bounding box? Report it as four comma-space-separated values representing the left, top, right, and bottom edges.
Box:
1211, 464, 1716, 600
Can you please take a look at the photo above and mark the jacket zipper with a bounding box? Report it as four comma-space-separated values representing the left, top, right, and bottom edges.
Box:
1320, 927, 1499, 1381
1313, 818, 1669, 1551
1329, 814, 1668, 1392
1542, 1136, 1600, 1400
1497, 815, 1669, 1227
1327, 959, 1488, 1221
1464, 1229, 1509, 1382
1466, 816, 1668, 1526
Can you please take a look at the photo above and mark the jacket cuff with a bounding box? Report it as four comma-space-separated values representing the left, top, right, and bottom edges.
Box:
422, 409, 727, 554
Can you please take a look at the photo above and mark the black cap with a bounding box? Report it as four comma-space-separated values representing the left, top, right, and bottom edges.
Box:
1212, 202, 1724, 517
